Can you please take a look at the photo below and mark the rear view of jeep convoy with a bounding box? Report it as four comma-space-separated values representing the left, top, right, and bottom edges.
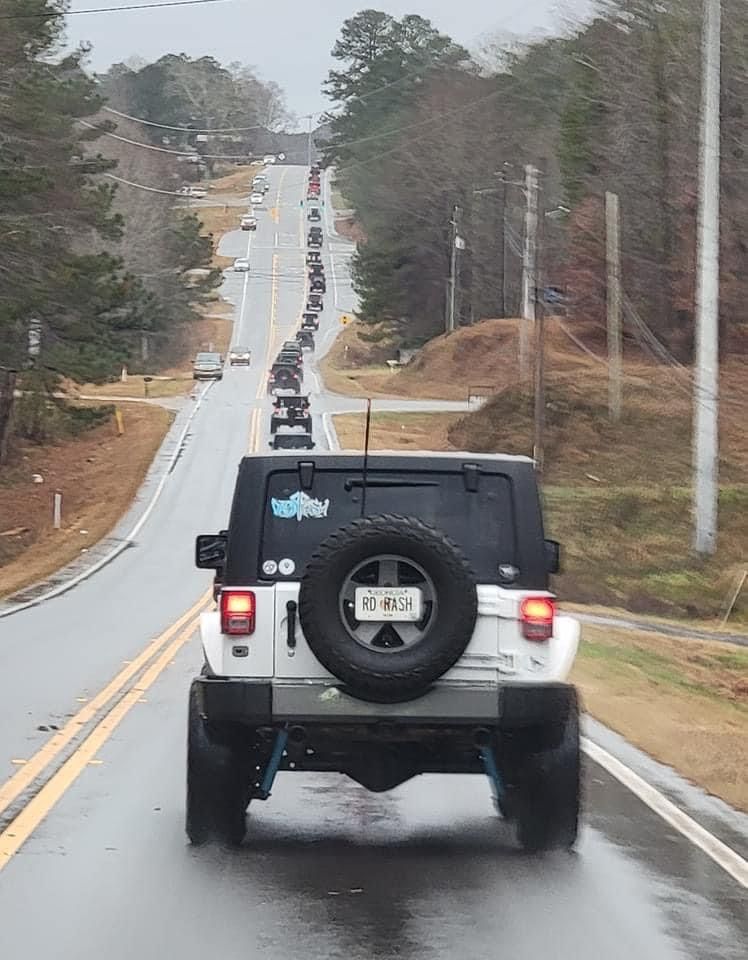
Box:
190, 452, 581, 853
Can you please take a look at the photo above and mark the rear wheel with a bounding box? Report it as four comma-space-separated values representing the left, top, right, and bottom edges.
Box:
186, 684, 248, 846
511, 703, 581, 853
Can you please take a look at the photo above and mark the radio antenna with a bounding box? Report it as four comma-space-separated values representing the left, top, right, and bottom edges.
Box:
361, 398, 372, 517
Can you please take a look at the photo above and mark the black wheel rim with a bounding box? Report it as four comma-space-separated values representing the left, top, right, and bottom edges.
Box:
338, 554, 437, 653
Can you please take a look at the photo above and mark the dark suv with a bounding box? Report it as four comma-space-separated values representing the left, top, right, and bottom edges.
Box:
270, 395, 311, 433
190, 452, 580, 852
267, 363, 300, 395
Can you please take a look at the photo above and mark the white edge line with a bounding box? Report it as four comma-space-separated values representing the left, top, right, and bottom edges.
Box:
0, 380, 215, 620
322, 412, 339, 451
582, 736, 748, 888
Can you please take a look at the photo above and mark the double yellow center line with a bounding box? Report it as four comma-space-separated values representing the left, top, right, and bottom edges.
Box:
0, 169, 310, 871
0, 590, 211, 871
248, 169, 309, 453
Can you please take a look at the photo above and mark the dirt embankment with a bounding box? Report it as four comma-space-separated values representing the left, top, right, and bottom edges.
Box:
322, 318, 524, 399
0, 403, 171, 598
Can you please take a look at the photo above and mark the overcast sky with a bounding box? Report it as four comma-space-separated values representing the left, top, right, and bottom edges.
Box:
65, 0, 593, 122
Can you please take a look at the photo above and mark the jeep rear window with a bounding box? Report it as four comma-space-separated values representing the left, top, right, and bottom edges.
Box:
259, 468, 516, 582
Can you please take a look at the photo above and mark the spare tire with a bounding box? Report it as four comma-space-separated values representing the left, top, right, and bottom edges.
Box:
299, 514, 478, 702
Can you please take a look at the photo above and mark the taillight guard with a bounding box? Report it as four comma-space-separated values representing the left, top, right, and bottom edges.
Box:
220, 589, 256, 636
519, 596, 555, 641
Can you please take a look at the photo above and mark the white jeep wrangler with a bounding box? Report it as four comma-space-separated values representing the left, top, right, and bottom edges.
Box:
189, 452, 581, 852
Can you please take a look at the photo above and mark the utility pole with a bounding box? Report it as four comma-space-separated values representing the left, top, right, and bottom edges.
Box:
446, 205, 462, 334
0, 368, 17, 465
306, 114, 313, 170
497, 168, 507, 318
532, 169, 546, 474
693, 0, 721, 556
605, 191, 623, 421
521, 164, 538, 391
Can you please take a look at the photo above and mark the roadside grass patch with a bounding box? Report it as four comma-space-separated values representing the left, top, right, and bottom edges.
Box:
333, 412, 460, 452
573, 624, 748, 811
548, 485, 748, 620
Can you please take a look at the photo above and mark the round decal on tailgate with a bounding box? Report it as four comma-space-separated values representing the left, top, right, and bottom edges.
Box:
262, 560, 278, 576
278, 558, 296, 576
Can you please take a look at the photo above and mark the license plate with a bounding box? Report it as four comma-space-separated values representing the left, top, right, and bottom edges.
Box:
354, 587, 422, 622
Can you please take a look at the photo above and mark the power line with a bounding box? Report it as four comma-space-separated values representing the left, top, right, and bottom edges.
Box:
323, 86, 501, 153
79, 119, 256, 159
0, 0, 232, 18
105, 172, 189, 195
329, 88, 503, 180
101, 106, 266, 134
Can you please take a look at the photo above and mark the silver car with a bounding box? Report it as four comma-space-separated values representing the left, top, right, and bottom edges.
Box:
229, 345, 252, 366
193, 352, 223, 381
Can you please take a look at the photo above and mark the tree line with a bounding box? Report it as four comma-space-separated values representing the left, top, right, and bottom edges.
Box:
321, 4, 748, 358
0, 3, 285, 461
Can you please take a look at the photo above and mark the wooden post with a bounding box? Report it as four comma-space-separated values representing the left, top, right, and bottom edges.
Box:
0, 368, 18, 465
521, 165, 539, 393
605, 191, 623, 421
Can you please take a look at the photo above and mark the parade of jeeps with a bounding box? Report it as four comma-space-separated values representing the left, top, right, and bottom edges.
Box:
0, 5, 745, 959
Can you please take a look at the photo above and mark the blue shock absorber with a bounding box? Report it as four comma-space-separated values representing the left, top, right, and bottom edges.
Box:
257, 728, 289, 800
480, 745, 506, 815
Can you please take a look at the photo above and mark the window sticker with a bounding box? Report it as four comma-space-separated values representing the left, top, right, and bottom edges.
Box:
262, 560, 278, 576
271, 490, 330, 521
278, 558, 296, 576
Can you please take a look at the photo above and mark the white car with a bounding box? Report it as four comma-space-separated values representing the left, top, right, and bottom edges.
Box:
240, 215, 257, 231
263, 155, 277, 165
250, 192, 264, 206
228, 345, 252, 366
233, 257, 250, 272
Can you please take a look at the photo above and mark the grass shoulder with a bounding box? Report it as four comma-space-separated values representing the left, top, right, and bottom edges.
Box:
573, 623, 748, 811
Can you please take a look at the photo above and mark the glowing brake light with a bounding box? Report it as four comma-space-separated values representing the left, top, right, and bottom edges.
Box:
220, 589, 256, 635
519, 596, 555, 641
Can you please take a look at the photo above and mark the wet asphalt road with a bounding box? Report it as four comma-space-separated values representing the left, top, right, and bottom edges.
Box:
0, 166, 745, 959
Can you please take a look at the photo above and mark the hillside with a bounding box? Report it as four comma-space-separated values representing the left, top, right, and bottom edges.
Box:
327, 318, 748, 621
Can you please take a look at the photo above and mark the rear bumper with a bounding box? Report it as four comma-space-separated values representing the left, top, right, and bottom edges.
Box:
192, 677, 576, 729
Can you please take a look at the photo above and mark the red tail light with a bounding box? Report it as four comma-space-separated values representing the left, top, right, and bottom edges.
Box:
220, 589, 256, 635
519, 596, 555, 641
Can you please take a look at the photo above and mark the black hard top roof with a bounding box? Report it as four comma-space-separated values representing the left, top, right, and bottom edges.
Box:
271, 362, 299, 373
273, 394, 309, 405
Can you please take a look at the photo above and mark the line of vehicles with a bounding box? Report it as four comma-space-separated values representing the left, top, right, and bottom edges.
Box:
237, 170, 270, 255
268, 163, 325, 451
194, 164, 330, 448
